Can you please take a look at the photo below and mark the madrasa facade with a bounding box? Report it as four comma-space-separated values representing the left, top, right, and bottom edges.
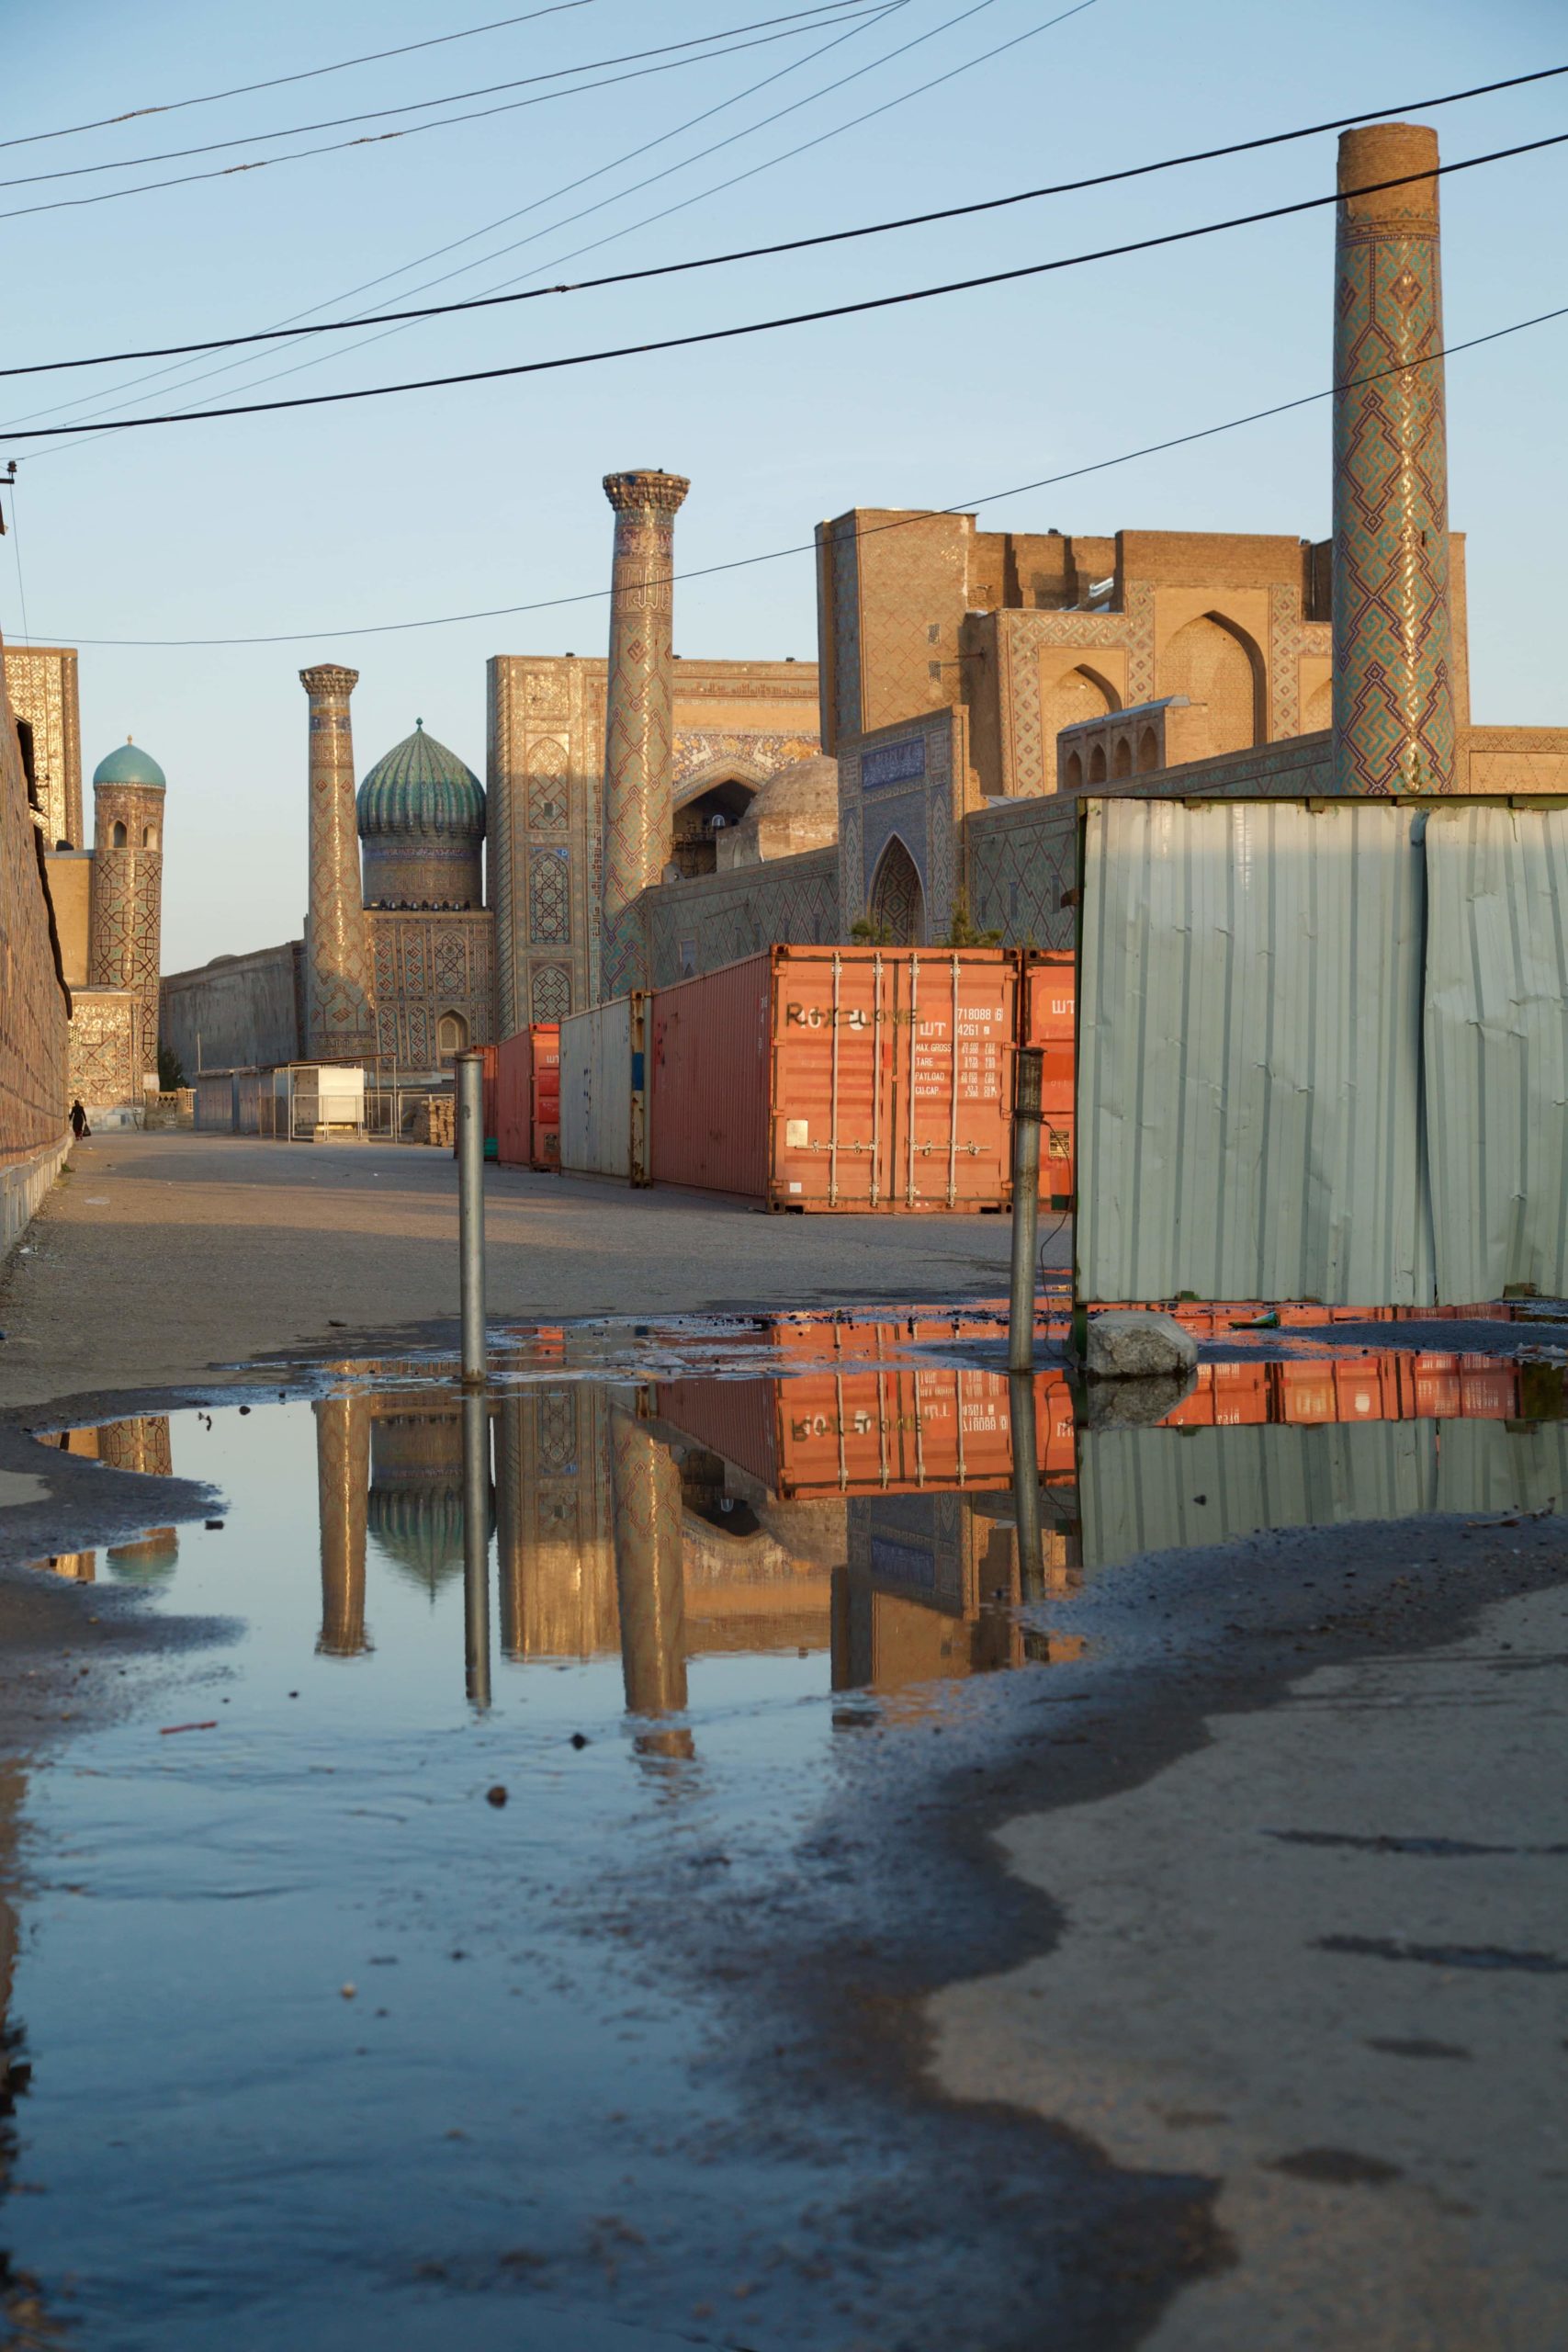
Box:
131, 118, 1568, 1094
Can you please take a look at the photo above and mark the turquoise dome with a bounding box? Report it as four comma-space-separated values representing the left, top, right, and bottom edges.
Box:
93, 738, 166, 790
357, 719, 484, 841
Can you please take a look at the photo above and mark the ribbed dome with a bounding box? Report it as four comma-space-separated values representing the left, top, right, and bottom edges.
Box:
357, 720, 484, 841
739, 753, 838, 827
93, 738, 166, 790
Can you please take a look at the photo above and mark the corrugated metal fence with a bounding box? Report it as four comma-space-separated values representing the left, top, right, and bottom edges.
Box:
1077, 797, 1568, 1306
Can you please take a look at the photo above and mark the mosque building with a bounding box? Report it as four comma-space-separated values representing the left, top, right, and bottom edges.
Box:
7, 112, 1566, 1156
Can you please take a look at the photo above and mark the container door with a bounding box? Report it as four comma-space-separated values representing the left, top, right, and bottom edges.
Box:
882, 952, 1015, 1210
768, 949, 883, 1208
1021, 952, 1076, 1206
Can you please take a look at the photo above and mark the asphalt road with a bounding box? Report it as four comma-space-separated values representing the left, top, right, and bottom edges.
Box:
0, 1133, 1063, 1413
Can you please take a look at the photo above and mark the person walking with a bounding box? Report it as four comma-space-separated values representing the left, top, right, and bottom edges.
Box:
69, 1098, 90, 1140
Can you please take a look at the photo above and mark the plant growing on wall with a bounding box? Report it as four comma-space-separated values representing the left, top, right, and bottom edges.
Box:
850, 913, 897, 945
941, 892, 1003, 948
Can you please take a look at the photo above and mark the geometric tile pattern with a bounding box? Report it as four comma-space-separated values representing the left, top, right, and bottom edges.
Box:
531, 964, 571, 1022
300, 665, 378, 1061
65, 989, 143, 1110
643, 846, 839, 989
602, 472, 688, 969
5, 644, 83, 848
87, 780, 164, 1075
1331, 133, 1454, 796
965, 797, 1078, 950
529, 848, 570, 944
996, 587, 1156, 797
367, 910, 494, 1069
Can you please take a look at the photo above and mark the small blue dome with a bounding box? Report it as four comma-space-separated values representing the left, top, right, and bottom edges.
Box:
357, 719, 484, 841
93, 738, 166, 790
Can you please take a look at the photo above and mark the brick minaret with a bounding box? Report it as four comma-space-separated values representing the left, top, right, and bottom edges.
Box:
87, 745, 165, 1082
300, 663, 377, 1060
1332, 122, 1454, 797
609, 1406, 688, 1724
599, 469, 689, 995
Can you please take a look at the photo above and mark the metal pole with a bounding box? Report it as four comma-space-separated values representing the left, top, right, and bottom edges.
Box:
1009, 1046, 1043, 1374
1009, 1370, 1045, 1605
457, 1048, 487, 1386
461, 1388, 492, 1710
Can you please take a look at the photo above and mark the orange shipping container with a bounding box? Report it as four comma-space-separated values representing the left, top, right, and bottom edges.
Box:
1019, 950, 1076, 1207
648, 945, 1019, 1211
495, 1025, 559, 1170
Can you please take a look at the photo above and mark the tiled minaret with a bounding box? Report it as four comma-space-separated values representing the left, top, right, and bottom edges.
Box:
1332, 122, 1454, 797
599, 469, 689, 996
300, 664, 378, 1061
87, 739, 166, 1084
609, 1406, 688, 1725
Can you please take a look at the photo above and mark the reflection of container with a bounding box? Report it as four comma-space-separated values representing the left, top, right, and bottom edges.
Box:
648, 945, 1018, 1211
657, 1357, 1077, 1499
496, 1024, 560, 1170
1019, 950, 1075, 1206
559, 994, 649, 1183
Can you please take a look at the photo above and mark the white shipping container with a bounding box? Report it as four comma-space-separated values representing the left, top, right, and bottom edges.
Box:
558, 994, 649, 1182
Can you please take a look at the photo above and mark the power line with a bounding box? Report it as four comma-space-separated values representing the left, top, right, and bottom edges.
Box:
4, 0, 907, 441
0, 7, 892, 224
0, 5, 875, 191
0, 3, 609, 153
6, 135, 1564, 443
28, 300, 1566, 648
5, 61, 1562, 382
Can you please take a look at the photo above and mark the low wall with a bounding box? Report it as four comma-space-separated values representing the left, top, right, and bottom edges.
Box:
1, 1130, 70, 1260
161, 940, 303, 1078
640, 846, 840, 989
0, 636, 72, 1231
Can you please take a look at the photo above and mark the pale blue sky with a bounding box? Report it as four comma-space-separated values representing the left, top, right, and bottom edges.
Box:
3, 0, 1563, 968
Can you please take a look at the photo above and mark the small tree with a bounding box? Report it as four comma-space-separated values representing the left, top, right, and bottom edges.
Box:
157, 1043, 186, 1091
941, 890, 1003, 948
850, 913, 897, 945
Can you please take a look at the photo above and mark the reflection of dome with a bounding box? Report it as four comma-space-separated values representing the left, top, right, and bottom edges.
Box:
357, 721, 484, 841
107, 1529, 179, 1582
368, 1484, 492, 1596
93, 738, 166, 790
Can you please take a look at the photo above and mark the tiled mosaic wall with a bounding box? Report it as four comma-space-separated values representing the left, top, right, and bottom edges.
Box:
88, 781, 164, 1076
369, 910, 496, 1069
5, 644, 82, 849
642, 847, 840, 989
0, 649, 71, 1167
837, 706, 965, 940
964, 798, 1079, 950
67, 989, 143, 1109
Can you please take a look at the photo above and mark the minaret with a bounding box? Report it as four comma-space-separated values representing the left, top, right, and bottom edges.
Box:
1331, 122, 1454, 797
299, 664, 378, 1061
609, 1406, 688, 1724
599, 469, 689, 996
87, 737, 166, 1083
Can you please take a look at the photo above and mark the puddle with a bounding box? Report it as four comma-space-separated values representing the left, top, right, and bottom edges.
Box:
4, 1334, 1567, 2346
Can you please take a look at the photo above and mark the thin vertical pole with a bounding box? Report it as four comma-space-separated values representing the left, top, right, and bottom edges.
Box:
457, 1049, 487, 1386
1009, 1046, 1043, 1374
461, 1388, 492, 1710
1008, 1371, 1044, 1605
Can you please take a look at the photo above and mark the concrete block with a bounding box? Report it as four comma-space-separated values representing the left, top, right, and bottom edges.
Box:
1082, 1310, 1199, 1382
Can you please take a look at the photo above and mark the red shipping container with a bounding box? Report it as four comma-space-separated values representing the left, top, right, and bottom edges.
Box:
1018, 950, 1076, 1207
495, 1026, 559, 1169
648, 945, 1018, 1212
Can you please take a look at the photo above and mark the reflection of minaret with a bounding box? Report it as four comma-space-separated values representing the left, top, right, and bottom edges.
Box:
315, 1392, 370, 1657
599, 469, 689, 999
609, 1404, 689, 1744
299, 663, 378, 1062
494, 1388, 618, 1657
1332, 122, 1453, 797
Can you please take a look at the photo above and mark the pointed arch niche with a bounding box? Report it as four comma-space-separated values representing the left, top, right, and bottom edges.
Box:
1158, 613, 1265, 757
868, 835, 925, 946
1041, 664, 1120, 796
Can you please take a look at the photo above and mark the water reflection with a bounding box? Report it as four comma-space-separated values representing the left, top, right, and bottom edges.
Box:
37, 1414, 180, 1584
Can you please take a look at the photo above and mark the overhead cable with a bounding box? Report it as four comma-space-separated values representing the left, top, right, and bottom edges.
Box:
4, 60, 1563, 381
0, 7, 895, 223
6, 136, 1564, 442
0, 5, 879, 191
26, 300, 1567, 647
0, 3, 609, 152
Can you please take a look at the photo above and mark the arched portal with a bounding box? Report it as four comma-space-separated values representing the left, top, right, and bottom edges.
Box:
1042, 664, 1119, 794
670, 774, 759, 878
1158, 613, 1265, 756
868, 836, 925, 946
436, 1010, 469, 1064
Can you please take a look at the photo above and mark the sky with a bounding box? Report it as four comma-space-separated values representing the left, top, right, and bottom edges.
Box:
2, 0, 1564, 971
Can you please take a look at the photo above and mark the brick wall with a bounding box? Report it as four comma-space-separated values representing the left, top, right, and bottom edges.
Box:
1, 640, 71, 1175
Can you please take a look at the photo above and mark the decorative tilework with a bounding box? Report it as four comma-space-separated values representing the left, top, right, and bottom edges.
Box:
66, 989, 143, 1108
529, 847, 570, 944
642, 846, 839, 989
87, 779, 164, 1074
997, 592, 1156, 797
531, 965, 571, 1021
5, 646, 83, 848
602, 472, 688, 967
1331, 136, 1454, 796
300, 665, 378, 1059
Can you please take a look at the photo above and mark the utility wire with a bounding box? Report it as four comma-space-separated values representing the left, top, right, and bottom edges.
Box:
6, 135, 1563, 442
0, 8, 891, 224
0, 3, 610, 152
0, 5, 875, 190
6, 478, 32, 648
5, 60, 1562, 381
28, 300, 1567, 648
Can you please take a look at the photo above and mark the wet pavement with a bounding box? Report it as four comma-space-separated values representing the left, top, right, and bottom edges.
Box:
1, 1309, 1566, 2346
